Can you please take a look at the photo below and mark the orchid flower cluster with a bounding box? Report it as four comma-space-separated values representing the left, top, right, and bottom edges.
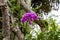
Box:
21, 12, 38, 24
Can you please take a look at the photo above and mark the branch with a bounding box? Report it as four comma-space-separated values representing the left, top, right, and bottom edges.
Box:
14, 35, 18, 40
20, 0, 32, 12
11, 24, 24, 40
10, 15, 24, 40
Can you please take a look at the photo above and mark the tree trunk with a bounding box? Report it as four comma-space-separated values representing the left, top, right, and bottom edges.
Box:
1, 0, 10, 40
2, 5, 10, 40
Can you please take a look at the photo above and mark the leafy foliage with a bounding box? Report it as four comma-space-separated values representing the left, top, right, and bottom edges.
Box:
0, 0, 60, 40
25, 18, 60, 40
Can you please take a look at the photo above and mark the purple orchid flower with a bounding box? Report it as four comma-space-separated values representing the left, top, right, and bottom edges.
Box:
21, 12, 38, 24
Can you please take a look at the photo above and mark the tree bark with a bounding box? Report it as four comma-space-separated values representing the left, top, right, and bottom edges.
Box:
2, 5, 10, 40
14, 35, 18, 40
20, 0, 32, 12
1, 0, 10, 40
10, 15, 24, 40
11, 24, 24, 40
26, 0, 31, 8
